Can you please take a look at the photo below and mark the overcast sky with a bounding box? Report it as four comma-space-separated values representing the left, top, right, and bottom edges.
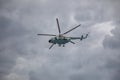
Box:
0, 0, 120, 80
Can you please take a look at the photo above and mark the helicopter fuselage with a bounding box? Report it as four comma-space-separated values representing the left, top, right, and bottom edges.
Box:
48, 36, 70, 45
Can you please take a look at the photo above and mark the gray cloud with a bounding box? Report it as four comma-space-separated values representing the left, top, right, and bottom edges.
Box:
103, 0, 120, 49
0, 17, 26, 80
0, 0, 120, 80
102, 1, 120, 79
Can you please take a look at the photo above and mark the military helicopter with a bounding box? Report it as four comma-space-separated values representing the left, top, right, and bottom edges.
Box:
37, 18, 88, 49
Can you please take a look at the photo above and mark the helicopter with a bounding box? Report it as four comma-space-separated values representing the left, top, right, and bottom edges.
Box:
37, 18, 89, 49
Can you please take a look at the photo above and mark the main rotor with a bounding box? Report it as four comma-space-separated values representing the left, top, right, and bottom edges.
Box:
37, 18, 81, 37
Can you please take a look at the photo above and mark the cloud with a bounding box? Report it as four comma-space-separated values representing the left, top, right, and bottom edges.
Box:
102, 1, 120, 79
103, 0, 120, 49
0, 0, 120, 80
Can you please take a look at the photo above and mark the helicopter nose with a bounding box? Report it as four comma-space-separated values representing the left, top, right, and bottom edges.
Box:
49, 40, 52, 43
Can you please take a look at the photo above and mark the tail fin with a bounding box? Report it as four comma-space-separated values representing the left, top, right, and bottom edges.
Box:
80, 33, 89, 41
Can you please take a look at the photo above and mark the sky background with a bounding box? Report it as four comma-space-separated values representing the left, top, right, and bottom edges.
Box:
0, 0, 120, 80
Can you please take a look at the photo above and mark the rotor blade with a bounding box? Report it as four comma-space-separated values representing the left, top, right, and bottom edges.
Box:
37, 34, 56, 36
62, 24, 81, 35
69, 41, 75, 44
56, 18, 61, 34
49, 44, 55, 49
